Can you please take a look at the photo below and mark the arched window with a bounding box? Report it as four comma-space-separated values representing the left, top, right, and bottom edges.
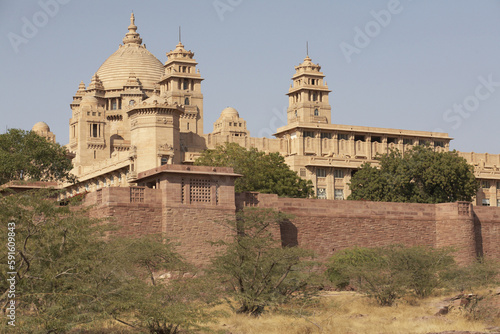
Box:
184, 97, 190, 105
314, 108, 319, 116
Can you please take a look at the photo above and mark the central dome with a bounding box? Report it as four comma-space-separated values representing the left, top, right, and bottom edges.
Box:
96, 45, 164, 90
95, 13, 164, 91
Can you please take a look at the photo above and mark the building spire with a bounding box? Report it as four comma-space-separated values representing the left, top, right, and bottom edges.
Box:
306, 41, 309, 57
179, 26, 181, 43
123, 12, 142, 45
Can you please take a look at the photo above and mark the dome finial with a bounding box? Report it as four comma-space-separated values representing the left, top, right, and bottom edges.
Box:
123, 12, 142, 45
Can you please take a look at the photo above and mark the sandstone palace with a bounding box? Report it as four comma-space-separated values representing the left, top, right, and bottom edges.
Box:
25, 14, 499, 265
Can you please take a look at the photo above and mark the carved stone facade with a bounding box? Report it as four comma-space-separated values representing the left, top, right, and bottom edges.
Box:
28, 14, 499, 206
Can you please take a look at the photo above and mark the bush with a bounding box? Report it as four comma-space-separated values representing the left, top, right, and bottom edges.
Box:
210, 208, 318, 316
442, 257, 499, 292
326, 245, 457, 305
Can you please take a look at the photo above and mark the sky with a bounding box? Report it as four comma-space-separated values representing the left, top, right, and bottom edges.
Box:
0, 0, 499, 154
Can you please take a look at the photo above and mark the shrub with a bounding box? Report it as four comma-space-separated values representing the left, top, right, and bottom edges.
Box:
326, 245, 457, 305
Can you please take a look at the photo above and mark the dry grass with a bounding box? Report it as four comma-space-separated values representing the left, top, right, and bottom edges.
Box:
206, 290, 498, 334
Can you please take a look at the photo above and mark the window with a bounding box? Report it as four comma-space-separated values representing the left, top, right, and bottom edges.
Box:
294, 110, 297, 117
354, 135, 365, 142
481, 181, 491, 189
497, 182, 500, 189
303, 131, 314, 138
334, 169, 344, 178
482, 198, 490, 206
316, 168, 326, 178
112, 101, 117, 110
91, 124, 98, 137
371, 136, 381, 143
314, 108, 319, 116
312, 93, 317, 101
316, 188, 326, 199
187, 123, 190, 130
321, 132, 332, 139
338, 133, 349, 141
387, 137, 397, 144
300, 168, 306, 177
497, 199, 500, 207
183, 80, 189, 90
334, 189, 344, 200
184, 97, 190, 105
311, 79, 316, 85
161, 156, 168, 166
403, 138, 413, 145
435, 141, 444, 148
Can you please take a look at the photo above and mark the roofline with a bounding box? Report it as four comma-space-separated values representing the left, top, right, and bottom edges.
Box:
274, 122, 453, 140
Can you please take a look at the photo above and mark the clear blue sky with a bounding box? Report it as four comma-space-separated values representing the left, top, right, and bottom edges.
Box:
1, 0, 499, 153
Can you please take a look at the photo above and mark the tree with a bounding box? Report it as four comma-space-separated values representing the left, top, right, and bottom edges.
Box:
0, 189, 110, 332
348, 146, 478, 203
0, 191, 216, 333
0, 128, 76, 185
210, 208, 317, 316
195, 142, 313, 198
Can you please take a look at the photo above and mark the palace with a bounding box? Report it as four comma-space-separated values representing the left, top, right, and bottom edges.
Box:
32, 14, 500, 206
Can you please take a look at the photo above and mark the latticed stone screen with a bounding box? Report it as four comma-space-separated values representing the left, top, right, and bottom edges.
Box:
190, 179, 212, 203
130, 187, 145, 203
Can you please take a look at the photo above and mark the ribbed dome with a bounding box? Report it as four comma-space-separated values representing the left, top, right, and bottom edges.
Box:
220, 107, 239, 118
96, 44, 164, 90
32, 122, 50, 132
95, 14, 163, 91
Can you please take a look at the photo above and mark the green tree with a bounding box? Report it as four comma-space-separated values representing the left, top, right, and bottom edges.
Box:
107, 235, 221, 334
195, 142, 313, 198
348, 146, 478, 203
0, 190, 110, 332
211, 208, 317, 316
0, 191, 216, 333
0, 128, 76, 185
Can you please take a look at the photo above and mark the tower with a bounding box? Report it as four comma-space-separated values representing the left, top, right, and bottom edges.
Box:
158, 41, 204, 135
286, 55, 331, 124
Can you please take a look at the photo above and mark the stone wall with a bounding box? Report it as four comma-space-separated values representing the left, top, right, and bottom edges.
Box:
85, 187, 500, 267
235, 193, 498, 264
473, 206, 500, 260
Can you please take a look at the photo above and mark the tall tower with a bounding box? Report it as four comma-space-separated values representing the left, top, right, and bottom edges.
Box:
286, 55, 331, 124
158, 42, 204, 135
